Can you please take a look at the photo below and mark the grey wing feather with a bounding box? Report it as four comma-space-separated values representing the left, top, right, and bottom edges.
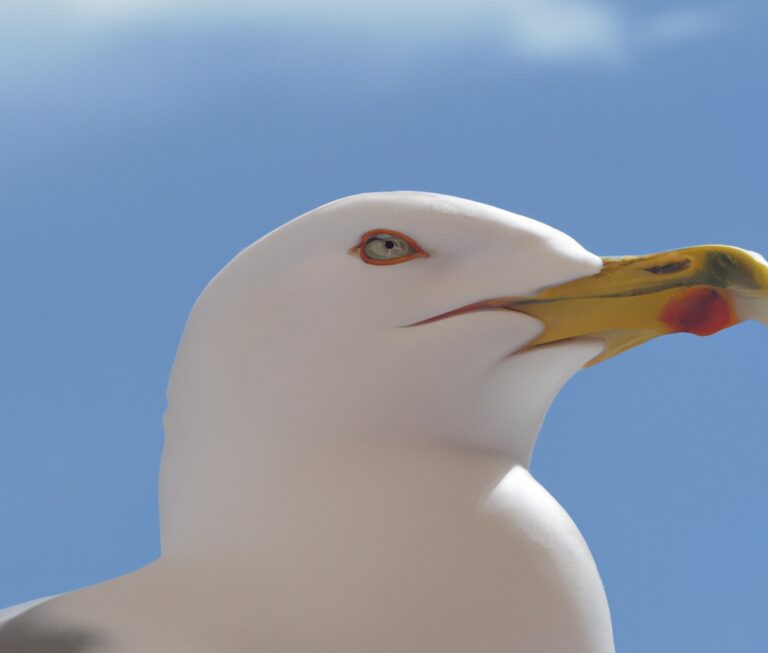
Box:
0, 597, 56, 629
0, 596, 104, 652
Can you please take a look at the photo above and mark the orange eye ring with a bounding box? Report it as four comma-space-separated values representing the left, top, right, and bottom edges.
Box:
349, 229, 429, 266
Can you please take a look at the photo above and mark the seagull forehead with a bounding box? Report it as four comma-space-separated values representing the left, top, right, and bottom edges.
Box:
245, 191, 602, 297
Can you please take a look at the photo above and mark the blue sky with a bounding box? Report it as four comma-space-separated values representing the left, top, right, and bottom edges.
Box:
1, 1, 766, 650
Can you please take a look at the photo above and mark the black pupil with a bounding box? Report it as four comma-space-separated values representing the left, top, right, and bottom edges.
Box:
384, 240, 396, 250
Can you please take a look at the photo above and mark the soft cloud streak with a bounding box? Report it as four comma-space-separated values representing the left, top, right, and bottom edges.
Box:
507, 0, 623, 62
3, 1, 731, 66
504, 1, 728, 64
642, 8, 726, 46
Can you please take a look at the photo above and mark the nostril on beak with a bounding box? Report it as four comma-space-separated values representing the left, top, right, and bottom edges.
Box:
643, 259, 692, 275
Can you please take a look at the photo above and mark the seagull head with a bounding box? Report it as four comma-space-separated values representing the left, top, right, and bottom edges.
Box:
167, 192, 768, 462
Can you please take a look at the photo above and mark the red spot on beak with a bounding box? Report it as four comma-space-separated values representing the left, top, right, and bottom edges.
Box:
660, 287, 733, 336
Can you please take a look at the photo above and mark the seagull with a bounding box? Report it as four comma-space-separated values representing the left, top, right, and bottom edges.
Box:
2, 192, 766, 652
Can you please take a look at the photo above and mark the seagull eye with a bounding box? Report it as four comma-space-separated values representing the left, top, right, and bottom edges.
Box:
351, 229, 428, 266
366, 235, 412, 259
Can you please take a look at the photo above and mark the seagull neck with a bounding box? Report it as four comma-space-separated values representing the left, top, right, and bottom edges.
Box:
158, 425, 520, 561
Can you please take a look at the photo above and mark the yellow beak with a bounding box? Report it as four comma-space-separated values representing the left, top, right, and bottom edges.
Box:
511, 245, 768, 366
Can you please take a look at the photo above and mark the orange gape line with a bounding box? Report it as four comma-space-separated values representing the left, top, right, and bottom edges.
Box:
660, 287, 734, 336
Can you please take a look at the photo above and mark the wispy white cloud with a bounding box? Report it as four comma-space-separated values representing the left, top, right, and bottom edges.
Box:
503, 1, 728, 64
506, 0, 624, 63
641, 8, 726, 46
2, 1, 731, 66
